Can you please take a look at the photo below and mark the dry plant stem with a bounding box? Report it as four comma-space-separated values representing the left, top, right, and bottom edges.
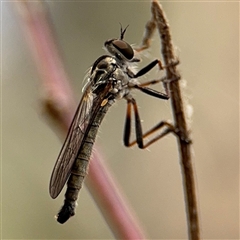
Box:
138, 1, 200, 239
153, 1, 200, 239
14, 2, 146, 239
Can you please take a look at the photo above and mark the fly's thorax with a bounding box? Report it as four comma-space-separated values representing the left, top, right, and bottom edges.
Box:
91, 56, 116, 83
90, 55, 131, 99
89, 56, 116, 95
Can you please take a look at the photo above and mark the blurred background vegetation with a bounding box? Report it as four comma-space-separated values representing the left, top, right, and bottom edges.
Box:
2, 1, 238, 239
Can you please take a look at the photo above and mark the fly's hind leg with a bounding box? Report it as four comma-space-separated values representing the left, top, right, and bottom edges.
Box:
123, 96, 191, 149
124, 97, 180, 149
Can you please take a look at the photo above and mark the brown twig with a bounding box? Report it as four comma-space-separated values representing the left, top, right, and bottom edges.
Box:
14, 1, 146, 239
136, 1, 200, 239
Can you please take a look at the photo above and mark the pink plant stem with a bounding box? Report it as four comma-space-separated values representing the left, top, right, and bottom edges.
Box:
87, 148, 146, 239
13, 2, 147, 239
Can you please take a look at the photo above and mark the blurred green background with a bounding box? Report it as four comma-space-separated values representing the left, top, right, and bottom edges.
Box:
2, 1, 239, 239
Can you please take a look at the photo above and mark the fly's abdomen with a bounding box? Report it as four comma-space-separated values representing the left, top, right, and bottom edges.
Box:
57, 103, 110, 224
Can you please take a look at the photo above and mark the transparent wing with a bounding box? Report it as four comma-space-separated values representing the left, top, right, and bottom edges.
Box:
49, 82, 93, 199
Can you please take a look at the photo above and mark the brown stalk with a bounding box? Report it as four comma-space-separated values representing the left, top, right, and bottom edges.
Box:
136, 1, 200, 239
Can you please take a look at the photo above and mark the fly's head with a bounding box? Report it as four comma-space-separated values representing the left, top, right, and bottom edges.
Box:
104, 25, 140, 63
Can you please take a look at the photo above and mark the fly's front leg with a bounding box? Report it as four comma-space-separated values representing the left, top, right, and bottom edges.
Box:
124, 97, 177, 149
132, 59, 163, 78
134, 18, 156, 53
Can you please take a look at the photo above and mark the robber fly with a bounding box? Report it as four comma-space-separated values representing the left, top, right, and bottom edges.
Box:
49, 25, 170, 224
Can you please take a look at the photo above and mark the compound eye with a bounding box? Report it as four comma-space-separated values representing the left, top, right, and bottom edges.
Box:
112, 40, 134, 60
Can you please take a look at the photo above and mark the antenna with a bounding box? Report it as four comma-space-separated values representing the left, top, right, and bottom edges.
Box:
119, 23, 129, 40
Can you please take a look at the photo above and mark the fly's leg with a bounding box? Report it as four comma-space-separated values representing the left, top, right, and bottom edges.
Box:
124, 98, 191, 149
123, 98, 167, 149
132, 58, 180, 79
134, 19, 156, 53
